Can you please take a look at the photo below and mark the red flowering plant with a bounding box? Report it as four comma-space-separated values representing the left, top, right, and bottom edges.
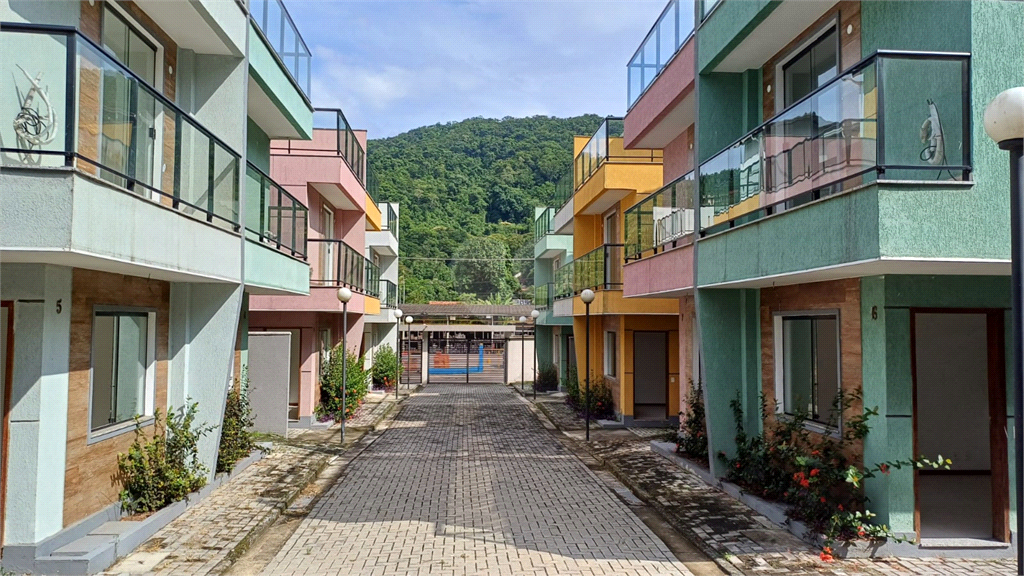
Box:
719, 391, 950, 556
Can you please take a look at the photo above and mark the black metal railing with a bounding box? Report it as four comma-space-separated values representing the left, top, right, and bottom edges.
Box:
310, 239, 379, 297
310, 107, 366, 186
534, 207, 555, 243
250, 0, 312, 100
382, 202, 399, 240
700, 51, 971, 235
1, 24, 241, 232
245, 162, 308, 258
574, 244, 625, 293
380, 279, 398, 308
623, 170, 696, 261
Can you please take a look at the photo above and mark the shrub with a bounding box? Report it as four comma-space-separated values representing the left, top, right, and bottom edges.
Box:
564, 368, 616, 420
676, 380, 708, 464
216, 368, 258, 474
534, 362, 559, 392
718, 391, 950, 554
317, 346, 369, 421
370, 344, 401, 391
118, 402, 213, 515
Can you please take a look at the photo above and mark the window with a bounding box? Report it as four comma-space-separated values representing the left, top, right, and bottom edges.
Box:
90, 310, 155, 434
782, 26, 838, 108
604, 331, 617, 377
774, 314, 840, 426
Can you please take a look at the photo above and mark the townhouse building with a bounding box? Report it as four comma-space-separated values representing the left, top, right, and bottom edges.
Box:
246, 107, 395, 429
532, 203, 574, 380
615, 0, 1024, 548
548, 119, 681, 427
0, 0, 294, 569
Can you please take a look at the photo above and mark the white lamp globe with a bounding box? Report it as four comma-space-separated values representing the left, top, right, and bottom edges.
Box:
580, 289, 596, 304
531, 309, 540, 320
984, 87, 1024, 146
405, 315, 414, 324
393, 308, 403, 319
519, 315, 527, 323
337, 287, 353, 303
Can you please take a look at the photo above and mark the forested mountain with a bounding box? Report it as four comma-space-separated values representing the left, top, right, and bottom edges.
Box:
368, 115, 604, 304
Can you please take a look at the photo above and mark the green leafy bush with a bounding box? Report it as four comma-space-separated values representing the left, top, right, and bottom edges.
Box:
216, 368, 258, 474
534, 362, 559, 392
317, 346, 369, 421
370, 344, 401, 391
564, 367, 615, 420
676, 380, 708, 464
718, 392, 950, 556
118, 402, 213, 515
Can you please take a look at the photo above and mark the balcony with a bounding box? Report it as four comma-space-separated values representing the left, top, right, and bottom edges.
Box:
379, 279, 398, 309
574, 244, 624, 293
0, 24, 243, 283
243, 162, 310, 295
627, 0, 695, 110
551, 264, 574, 318
534, 207, 554, 243
624, 171, 698, 261
310, 239, 380, 298
368, 202, 399, 256
551, 170, 575, 234
270, 108, 368, 213
250, 0, 311, 100
700, 51, 970, 236
571, 118, 663, 216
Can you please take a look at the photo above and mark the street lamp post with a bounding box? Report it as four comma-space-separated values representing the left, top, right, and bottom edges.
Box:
580, 289, 595, 441
337, 288, 352, 445
393, 308, 403, 400
405, 316, 414, 391
519, 315, 527, 391
531, 309, 540, 400
985, 87, 1024, 570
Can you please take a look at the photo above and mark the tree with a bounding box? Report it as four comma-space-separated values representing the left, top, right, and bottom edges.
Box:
451, 236, 517, 302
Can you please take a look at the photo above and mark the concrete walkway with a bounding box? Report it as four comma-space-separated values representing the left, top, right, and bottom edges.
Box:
260, 383, 691, 576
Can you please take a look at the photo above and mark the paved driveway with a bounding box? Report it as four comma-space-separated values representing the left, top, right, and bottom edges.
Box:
261, 383, 690, 576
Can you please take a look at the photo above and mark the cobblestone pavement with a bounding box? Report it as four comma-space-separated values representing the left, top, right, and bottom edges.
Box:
262, 383, 692, 576
585, 438, 1016, 576
105, 432, 339, 576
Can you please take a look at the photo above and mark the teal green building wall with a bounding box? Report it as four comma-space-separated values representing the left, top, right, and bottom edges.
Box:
860, 275, 1011, 534
696, 0, 778, 72
697, 288, 760, 472
247, 118, 271, 173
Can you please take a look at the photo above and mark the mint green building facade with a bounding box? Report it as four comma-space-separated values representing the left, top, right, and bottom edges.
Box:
533, 207, 575, 382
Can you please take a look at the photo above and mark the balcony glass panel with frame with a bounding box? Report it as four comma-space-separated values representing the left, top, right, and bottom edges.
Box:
309, 239, 379, 297
627, 0, 696, 109
245, 162, 308, 259
699, 51, 970, 236
1, 25, 241, 232
623, 171, 700, 261
250, 0, 312, 100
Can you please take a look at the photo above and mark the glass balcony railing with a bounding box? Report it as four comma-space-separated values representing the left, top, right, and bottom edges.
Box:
309, 239, 378, 297
574, 244, 625, 293
311, 108, 366, 186
553, 264, 575, 300
553, 169, 573, 209
380, 279, 398, 308
250, 0, 312, 100
1, 25, 241, 231
624, 171, 700, 261
534, 207, 555, 243
574, 117, 662, 193
700, 51, 970, 235
366, 163, 379, 204
534, 282, 552, 309
365, 259, 381, 299
382, 203, 399, 240
627, 0, 696, 109
245, 162, 308, 258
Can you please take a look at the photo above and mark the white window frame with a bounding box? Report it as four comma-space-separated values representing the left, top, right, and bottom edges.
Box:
772, 310, 842, 434
603, 330, 617, 378
88, 306, 158, 444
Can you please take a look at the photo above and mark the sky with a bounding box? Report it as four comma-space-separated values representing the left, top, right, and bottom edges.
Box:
284, 0, 668, 139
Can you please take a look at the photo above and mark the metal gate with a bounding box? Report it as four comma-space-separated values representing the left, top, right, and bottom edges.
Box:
400, 335, 422, 388
427, 337, 507, 384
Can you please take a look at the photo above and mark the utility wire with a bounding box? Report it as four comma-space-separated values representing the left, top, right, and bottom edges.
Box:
401, 257, 534, 261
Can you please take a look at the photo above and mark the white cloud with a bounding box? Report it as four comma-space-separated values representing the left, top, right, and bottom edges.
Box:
287, 0, 667, 137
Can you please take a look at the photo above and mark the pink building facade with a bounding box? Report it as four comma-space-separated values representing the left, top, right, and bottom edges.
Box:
249, 110, 385, 427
